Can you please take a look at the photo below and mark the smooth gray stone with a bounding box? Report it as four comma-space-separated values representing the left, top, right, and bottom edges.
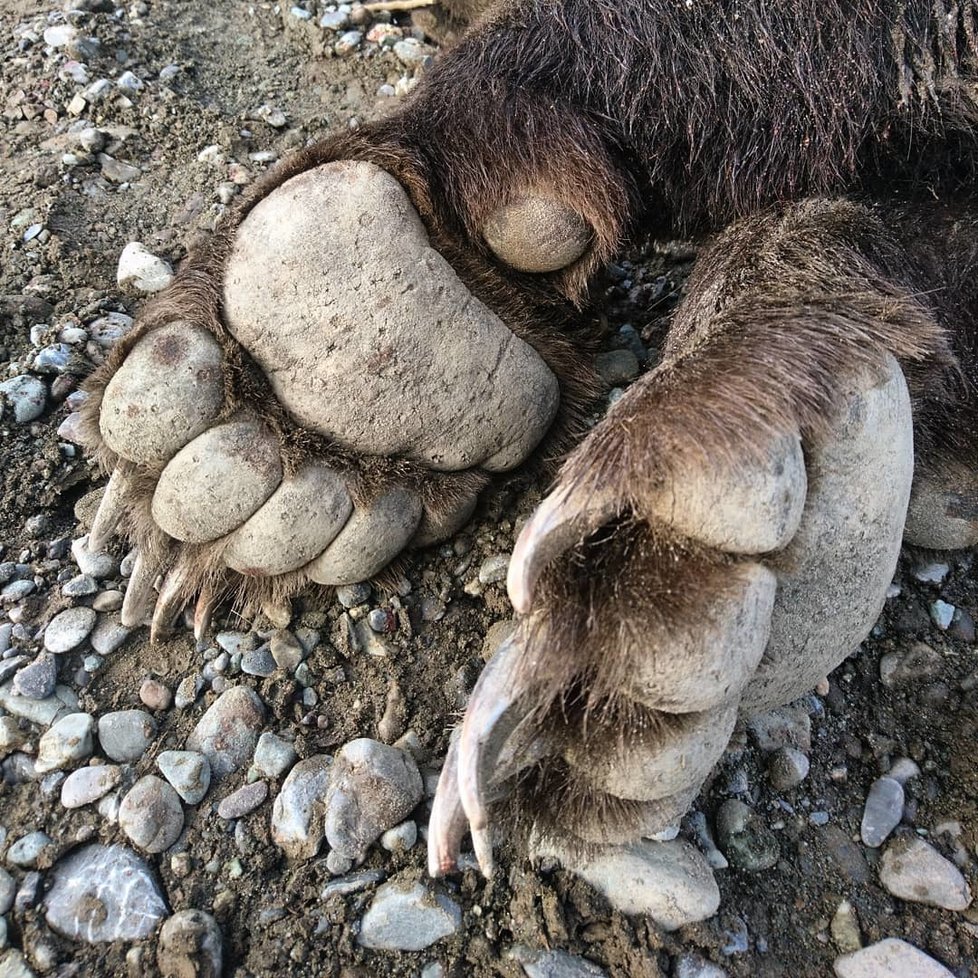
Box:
97, 710, 157, 762
157, 750, 211, 805
43, 607, 96, 654
834, 939, 954, 978
860, 776, 904, 848
357, 881, 460, 951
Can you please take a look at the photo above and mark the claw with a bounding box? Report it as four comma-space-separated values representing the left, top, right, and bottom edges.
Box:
427, 733, 469, 877
120, 550, 161, 628
508, 484, 619, 614
88, 463, 134, 552
150, 564, 191, 643
456, 635, 534, 877
193, 584, 220, 644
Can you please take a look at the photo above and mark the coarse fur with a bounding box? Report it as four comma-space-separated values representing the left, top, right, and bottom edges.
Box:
79, 0, 978, 843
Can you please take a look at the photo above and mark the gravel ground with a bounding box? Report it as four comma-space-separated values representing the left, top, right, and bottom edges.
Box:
1, 3, 977, 977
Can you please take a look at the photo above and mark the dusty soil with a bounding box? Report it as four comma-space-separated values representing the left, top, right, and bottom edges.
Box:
1, 2, 976, 977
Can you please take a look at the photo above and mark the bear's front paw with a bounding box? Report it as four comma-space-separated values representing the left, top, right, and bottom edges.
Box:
74, 160, 562, 639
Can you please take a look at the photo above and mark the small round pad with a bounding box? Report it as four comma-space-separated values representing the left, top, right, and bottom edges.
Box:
223, 463, 353, 576
99, 322, 224, 465
303, 487, 423, 585
152, 419, 282, 543
483, 195, 593, 273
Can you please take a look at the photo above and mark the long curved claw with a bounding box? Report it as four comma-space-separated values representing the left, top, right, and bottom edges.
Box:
120, 550, 162, 628
193, 584, 220, 645
508, 484, 619, 614
427, 733, 468, 878
150, 564, 191, 643
88, 463, 134, 552
456, 635, 536, 878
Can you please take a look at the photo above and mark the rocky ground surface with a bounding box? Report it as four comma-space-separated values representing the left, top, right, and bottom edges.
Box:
1, 2, 977, 977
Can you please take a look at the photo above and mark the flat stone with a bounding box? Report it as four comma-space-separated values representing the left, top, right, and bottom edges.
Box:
357, 880, 461, 951
217, 780, 268, 819
61, 764, 122, 808
595, 349, 640, 386
673, 955, 728, 978
97, 710, 157, 762
834, 938, 954, 978
118, 775, 184, 853
157, 750, 211, 805
270, 755, 332, 861
531, 837, 719, 931
44, 843, 167, 942
185, 686, 265, 779
0, 867, 14, 914
35, 713, 94, 773
89, 618, 131, 655
512, 947, 609, 978
878, 837, 971, 910
0, 683, 77, 726
12, 654, 57, 700
860, 777, 904, 848
43, 607, 96, 654
324, 739, 423, 861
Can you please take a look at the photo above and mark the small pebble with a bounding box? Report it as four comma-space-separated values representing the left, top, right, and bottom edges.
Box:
930, 600, 955, 630
217, 780, 268, 819
157, 750, 211, 805
97, 710, 157, 762
35, 713, 95, 773
336, 583, 370, 608
174, 674, 204, 709
324, 739, 423, 861
186, 686, 265, 779
139, 678, 173, 710
477, 554, 510, 585
380, 820, 417, 853
270, 755, 333, 861
71, 535, 119, 578
716, 799, 779, 872
878, 836, 972, 910
241, 646, 277, 677
118, 776, 184, 853
116, 242, 173, 293
860, 776, 904, 848
6, 831, 53, 869
834, 938, 954, 978
252, 732, 298, 779
0, 376, 47, 424
89, 618, 131, 655
157, 910, 222, 978
12, 653, 57, 701
61, 764, 122, 809
269, 630, 305, 671
766, 746, 810, 791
